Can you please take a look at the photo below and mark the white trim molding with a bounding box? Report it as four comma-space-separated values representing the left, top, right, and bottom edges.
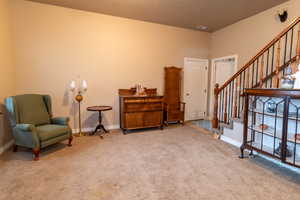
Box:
209, 54, 238, 119
220, 135, 242, 147
0, 140, 14, 155
184, 57, 209, 63
220, 134, 300, 174
0, 125, 120, 154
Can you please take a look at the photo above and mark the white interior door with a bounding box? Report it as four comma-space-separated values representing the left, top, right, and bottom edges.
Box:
209, 56, 237, 119
184, 58, 209, 121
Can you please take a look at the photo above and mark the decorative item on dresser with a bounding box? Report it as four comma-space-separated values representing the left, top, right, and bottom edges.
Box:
70, 79, 88, 137
164, 66, 185, 125
119, 87, 164, 134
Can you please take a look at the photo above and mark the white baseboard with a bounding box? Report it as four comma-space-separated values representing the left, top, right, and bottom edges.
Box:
258, 154, 300, 174
220, 135, 242, 148
72, 124, 120, 134
0, 140, 14, 155
0, 125, 120, 154
221, 135, 300, 173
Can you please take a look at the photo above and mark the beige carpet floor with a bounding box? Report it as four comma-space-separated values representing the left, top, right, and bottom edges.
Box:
0, 125, 300, 200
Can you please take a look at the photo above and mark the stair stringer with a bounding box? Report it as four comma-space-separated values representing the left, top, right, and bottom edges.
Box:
219, 119, 244, 148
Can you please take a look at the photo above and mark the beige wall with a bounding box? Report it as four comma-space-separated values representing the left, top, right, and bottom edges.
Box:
11, 0, 211, 130
211, 0, 300, 69
5, 0, 297, 134
0, 0, 15, 148
0, 0, 15, 103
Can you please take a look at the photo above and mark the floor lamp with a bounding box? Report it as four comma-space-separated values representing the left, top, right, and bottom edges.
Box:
70, 80, 88, 137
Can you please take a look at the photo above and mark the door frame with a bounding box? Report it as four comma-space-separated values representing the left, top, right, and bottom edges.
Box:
209, 54, 238, 119
183, 57, 209, 121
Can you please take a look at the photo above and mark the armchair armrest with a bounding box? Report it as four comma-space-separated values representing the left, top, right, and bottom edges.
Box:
14, 124, 40, 149
16, 124, 35, 131
52, 117, 70, 125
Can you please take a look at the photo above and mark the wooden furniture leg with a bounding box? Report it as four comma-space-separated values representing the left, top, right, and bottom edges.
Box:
68, 136, 73, 146
87, 107, 112, 137
122, 129, 128, 135
13, 144, 18, 152
32, 148, 40, 161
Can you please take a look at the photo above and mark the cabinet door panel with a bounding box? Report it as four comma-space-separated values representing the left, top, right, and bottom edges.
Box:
144, 111, 162, 127
125, 102, 162, 112
125, 103, 146, 112
125, 112, 144, 128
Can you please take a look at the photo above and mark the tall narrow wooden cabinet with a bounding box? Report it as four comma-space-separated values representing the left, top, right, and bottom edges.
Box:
164, 66, 185, 124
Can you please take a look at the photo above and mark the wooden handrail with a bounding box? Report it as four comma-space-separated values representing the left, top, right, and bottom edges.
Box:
218, 17, 300, 92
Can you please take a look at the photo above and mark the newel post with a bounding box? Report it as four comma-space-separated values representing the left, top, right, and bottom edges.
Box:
212, 84, 219, 129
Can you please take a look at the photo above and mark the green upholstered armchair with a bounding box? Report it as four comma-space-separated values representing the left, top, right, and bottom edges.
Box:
5, 94, 73, 161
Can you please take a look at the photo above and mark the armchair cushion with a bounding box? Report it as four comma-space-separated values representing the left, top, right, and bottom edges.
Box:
15, 94, 51, 125
37, 124, 70, 141
51, 117, 69, 125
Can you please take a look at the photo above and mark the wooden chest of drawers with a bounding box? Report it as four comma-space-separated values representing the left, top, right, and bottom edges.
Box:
119, 95, 164, 133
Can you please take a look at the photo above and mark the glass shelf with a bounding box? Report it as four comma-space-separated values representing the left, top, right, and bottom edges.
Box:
247, 125, 300, 144
251, 141, 300, 164
286, 155, 300, 165
249, 109, 300, 121
250, 142, 278, 156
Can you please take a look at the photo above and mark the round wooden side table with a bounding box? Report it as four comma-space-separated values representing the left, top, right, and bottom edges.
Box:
87, 106, 112, 138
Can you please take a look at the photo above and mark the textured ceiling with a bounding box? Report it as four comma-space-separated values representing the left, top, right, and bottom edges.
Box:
27, 0, 288, 32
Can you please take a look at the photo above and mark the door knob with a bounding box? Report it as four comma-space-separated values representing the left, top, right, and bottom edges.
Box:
186, 93, 190, 96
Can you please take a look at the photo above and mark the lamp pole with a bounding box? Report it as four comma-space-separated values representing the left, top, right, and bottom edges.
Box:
75, 91, 84, 136
70, 79, 87, 137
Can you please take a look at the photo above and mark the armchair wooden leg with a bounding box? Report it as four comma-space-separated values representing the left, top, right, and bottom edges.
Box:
13, 144, 18, 152
32, 148, 40, 161
68, 136, 73, 147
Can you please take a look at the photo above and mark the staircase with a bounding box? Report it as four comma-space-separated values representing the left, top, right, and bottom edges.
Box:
212, 17, 300, 137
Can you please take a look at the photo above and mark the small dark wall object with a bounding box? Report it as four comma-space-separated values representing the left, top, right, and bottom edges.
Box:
278, 11, 288, 23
